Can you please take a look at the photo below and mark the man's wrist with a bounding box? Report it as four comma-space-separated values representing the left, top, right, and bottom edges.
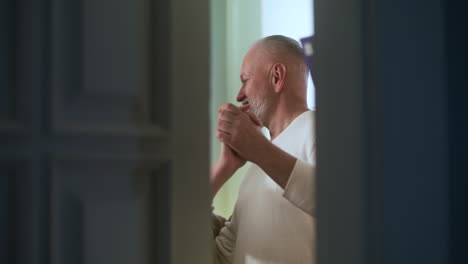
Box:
211, 161, 236, 186
254, 142, 296, 189
217, 158, 240, 175
250, 137, 275, 166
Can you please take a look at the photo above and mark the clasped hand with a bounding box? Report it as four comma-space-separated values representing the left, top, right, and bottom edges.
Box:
216, 103, 267, 164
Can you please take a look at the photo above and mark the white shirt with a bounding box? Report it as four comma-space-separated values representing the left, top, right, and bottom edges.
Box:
213, 110, 316, 264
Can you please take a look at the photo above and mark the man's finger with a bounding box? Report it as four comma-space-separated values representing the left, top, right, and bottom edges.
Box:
225, 141, 242, 157
218, 103, 241, 115
240, 104, 250, 112
239, 104, 262, 126
216, 130, 231, 144
246, 112, 263, 126
218, 111, 236, 123
217, 120, 232, 134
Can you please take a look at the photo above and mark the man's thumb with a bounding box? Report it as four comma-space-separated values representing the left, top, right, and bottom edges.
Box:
246, 112, 262, 127
240, 104, 262, 126
240, 104, 250, 112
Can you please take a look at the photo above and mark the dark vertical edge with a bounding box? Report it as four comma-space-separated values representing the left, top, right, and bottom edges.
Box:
0, 0, 19, 122
7, 0, 19, 121
1, 160, 51, 264
48, 160, 83, 264
62, 0, 83, 101
59, 186, 83, 264
148, 0, 156, 125
38, 157, 51, 264
48, 159, 59, 264
380, 0, 448, 263
42, 0, 52, 135
314, 0, 367, 262
0, 167, 9, 263
47, 0, 61, 134
446, 1, 468, 263
11, 0, 19, 121
0, 0, 10, 119
362, 0, 383, 263
19, 0, 45, 134
151, 0, 171, 129
15, 161, 29, 264
6, 166, 19, 264
11, 157, 52, 264
149, 162, 171, 264
21, 157, 51, 264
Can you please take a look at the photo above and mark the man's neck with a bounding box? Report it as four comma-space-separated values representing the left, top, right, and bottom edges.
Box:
266, 100, 309, 140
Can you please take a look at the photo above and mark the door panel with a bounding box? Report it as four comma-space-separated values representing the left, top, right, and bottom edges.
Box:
50, 0, 168, 134
1, 0, 211, 263
50, 159, 170, 264
0, 0, 30, 134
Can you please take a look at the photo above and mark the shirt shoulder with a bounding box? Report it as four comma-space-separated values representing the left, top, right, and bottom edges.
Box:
273, 110, 315, 163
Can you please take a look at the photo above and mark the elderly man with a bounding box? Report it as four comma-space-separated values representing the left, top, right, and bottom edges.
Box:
211, 35, 316, 264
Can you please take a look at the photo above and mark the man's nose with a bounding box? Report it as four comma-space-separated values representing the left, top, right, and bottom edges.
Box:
236, 89, 245, 102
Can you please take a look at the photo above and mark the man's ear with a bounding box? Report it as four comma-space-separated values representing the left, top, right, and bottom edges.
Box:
271, 63, 286, 93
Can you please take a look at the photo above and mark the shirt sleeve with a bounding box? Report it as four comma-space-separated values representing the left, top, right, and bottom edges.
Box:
211, 207, 236, 264
282, 159, 316, 217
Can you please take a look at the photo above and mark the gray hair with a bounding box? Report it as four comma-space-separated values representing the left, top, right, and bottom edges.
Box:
254, 35, 304, 63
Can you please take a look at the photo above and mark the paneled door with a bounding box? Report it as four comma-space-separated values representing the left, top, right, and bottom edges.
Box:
0, 0, 211, 263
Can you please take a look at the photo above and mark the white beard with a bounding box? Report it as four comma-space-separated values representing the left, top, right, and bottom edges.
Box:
249, 89, 272, 124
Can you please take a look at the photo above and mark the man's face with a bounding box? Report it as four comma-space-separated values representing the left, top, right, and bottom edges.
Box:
236, 47, 274, 122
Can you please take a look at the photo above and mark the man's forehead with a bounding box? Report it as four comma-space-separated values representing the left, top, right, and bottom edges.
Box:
240, 60, 255, 77
240, 47, 264, 75
240, 59, 253, 77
